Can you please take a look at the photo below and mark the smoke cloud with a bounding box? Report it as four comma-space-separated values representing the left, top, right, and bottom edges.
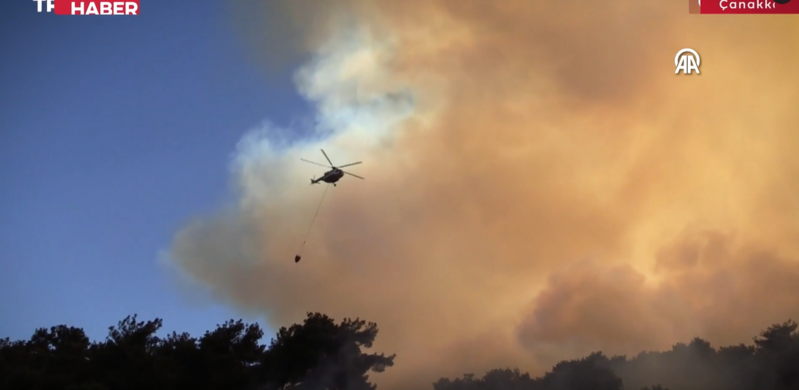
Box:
168, 1, 799, 388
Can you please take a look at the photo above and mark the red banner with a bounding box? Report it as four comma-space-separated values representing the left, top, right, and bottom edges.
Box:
690, 0, 799, 14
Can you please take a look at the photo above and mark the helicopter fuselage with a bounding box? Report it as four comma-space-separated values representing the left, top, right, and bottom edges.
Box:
312, 168, 344, 185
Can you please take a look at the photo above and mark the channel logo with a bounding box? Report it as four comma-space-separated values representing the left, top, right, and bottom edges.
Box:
33, 0, 139, 15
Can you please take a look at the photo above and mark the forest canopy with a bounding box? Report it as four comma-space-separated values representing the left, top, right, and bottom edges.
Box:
1, 313, 797, 390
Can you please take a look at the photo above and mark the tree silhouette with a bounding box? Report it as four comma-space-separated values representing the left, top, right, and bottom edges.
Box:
0, 312, 394, 390
261, 312, 395, 390
435, 353, 623, 390
752, 320, 799, 390
540, 352, 623, 390
433, 319, 799, 390
434, 368, 538, 390
2, 315, 799, 390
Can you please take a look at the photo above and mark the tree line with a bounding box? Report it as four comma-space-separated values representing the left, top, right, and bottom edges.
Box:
1, 312, 797, 390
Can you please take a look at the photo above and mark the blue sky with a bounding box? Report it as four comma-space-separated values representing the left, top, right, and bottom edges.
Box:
0, 1, 307, 341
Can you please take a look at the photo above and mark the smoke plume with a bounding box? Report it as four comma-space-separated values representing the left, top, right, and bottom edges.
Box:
168, 1, 799, 388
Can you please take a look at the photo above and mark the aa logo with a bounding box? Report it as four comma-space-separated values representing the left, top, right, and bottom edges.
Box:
675, 48, 700, 75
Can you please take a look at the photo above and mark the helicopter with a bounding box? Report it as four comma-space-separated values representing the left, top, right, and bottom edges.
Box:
301, 149, 364, 186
